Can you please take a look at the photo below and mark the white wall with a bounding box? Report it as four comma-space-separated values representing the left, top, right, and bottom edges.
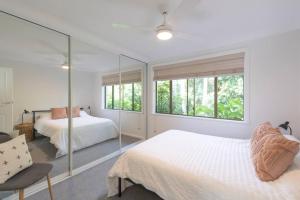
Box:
148, 30, 300, 139
12, 65, 96, 124
94, 71, 147, 139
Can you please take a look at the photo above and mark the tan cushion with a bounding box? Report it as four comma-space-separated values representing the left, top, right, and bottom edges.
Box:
253, 134, 299, 181
250, 122, 280, 155
0, 135, 33, 184
51, 107, 67, 119
66, 106, 81, 118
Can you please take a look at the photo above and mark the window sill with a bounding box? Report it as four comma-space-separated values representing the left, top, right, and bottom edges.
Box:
152, 113, 249, 124
101, 109, 144, 114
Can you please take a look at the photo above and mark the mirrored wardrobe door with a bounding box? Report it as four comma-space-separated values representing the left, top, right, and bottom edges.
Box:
119, 55, 147, 149
0, 11, 70, 199
71, 39, 121, 170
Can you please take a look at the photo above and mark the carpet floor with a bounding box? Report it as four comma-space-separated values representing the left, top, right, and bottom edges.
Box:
26, 157, 162, 200
0, 136, 139, 199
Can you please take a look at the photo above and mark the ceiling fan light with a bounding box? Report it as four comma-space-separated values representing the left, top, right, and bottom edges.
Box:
156, 28, 173, 40
61, 63, 69, 69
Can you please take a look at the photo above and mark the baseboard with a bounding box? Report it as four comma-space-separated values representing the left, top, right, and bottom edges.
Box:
3, 141, 141, 200
122, 132, 145, 140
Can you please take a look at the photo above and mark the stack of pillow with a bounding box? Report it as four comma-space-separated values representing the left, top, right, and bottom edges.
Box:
51, 106, 81, 120
251, 122, 299, 181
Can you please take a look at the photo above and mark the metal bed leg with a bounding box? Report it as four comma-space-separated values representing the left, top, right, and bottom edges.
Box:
118, 177, 122, 197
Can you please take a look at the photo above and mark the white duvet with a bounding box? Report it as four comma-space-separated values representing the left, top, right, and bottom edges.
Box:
107, 130, 300, 200
34, 112, 119, 157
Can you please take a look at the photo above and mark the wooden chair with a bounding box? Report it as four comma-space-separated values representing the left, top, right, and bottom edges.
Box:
0, 132, 54, 200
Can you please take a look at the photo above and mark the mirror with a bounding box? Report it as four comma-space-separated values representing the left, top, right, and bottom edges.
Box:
71, 39, 121, 169
119, 55, 147, 148
0, 11, 69, 198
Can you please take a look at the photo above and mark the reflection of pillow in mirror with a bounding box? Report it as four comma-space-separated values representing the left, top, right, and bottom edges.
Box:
51, 108, 67, 119
80, 111, 89, 117
66, 106, 80, 118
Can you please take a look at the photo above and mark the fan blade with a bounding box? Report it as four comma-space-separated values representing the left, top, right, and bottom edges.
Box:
112, 23, 131, 29
169, 0, 202, 19
112, 23, 153, 32
174, 31, 202, 42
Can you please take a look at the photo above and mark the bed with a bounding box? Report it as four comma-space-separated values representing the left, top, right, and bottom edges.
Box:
33, 110, 119, 157
107, 129, 300, 200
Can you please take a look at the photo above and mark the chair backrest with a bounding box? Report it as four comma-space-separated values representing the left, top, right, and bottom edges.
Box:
0, 132, 11, 143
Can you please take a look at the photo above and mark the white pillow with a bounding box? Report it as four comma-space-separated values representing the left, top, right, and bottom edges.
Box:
284, 135, 300, 142
0, 135, 33, 184
80, 111, 89, 117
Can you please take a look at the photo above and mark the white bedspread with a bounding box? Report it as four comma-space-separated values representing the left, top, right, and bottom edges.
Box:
35, 113, 118, 157
107, 130, 300, 200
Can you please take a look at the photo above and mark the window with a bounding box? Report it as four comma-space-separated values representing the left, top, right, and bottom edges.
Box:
154, 53, 245, 121
104, 82, 142, 112
155, 75, 244, 120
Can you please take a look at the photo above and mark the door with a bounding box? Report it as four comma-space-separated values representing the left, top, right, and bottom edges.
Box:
0, 67, 13, 134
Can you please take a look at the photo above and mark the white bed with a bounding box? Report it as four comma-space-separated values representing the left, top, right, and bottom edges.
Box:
107, 130, 300, 200
34, 111, 119, 157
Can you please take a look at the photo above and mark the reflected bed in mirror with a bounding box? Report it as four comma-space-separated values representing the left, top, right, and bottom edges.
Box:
29, 109, 138, 175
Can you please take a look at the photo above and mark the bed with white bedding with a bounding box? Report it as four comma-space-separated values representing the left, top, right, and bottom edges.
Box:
107, 129, 300, 200
34, 111, 119, 157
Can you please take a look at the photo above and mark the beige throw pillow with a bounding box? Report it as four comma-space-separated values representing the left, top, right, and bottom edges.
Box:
250, 122, 280, 155
51, 107, 67, 119
0, 135, 33, 184
66, 106, 81, 118
253, 134, 299, 181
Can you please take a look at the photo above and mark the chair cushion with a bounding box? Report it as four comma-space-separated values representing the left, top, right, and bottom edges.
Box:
0, 163, 52, 190
0, 135, 33, 184
0, 133, 11, 143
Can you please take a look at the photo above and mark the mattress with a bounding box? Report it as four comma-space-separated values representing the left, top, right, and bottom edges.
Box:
107, 130, 300, 200
34, 112, 119, 157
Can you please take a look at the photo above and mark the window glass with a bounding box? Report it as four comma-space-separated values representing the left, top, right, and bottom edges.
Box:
122, 83, 133, 111
172, 79, 187, 115
133, 82, 142, 112
105, 85, 113, 109
114, 84, 120, 109
156, 80, 171, 113
155, 74, 244, 121
187, 79, 195, 116
194, 77, 215, 117
217, 75, 244, 120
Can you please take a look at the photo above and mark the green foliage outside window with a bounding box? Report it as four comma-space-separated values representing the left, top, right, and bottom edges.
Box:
156, 80, 170, 113
105, 85, 113, 109
104, 82, 142, 112
217, 75, 244, 120
156, 75, 244, 121
133, 82, 142, 112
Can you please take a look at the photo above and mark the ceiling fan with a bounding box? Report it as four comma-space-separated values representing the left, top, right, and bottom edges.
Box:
156, 11, 173, 40
112, 10, 195, 41
112, 0, 202, 41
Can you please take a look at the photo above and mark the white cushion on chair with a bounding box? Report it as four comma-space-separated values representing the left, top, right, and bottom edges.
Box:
0, 135, 33, 184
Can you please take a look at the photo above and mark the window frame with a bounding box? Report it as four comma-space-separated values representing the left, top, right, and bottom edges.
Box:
155, 74, 244, 121
104, 82, 142, 113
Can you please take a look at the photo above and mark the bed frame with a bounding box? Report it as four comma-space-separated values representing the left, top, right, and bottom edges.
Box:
118, 177, 136, 197
31, 108, 84, 139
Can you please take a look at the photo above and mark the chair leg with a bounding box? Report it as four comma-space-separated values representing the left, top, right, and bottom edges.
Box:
19, 189, 24, 200
47, 175, 54, 200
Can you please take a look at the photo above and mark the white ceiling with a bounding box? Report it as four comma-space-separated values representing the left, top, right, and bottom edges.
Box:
0, 11, 145, 72
0, 0, 300, 64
